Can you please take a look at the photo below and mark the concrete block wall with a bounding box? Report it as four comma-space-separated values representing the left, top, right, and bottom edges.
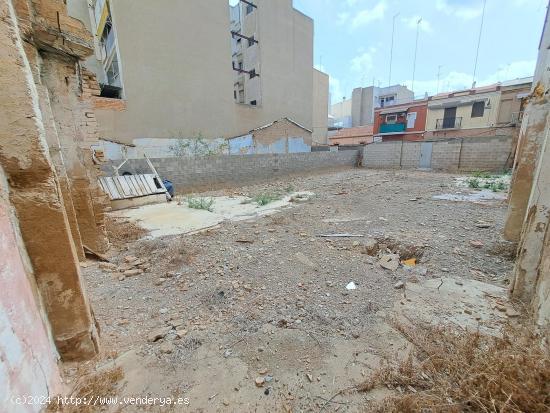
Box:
459, 136, 513, 171
431, 140, 462, 171
363, 141, 402, 168
363, 136, 513, 172
401, 142, 421, 169
105, 151, 358, 193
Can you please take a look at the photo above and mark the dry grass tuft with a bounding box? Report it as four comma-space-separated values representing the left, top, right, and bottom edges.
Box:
105, 215, 148, 247
359, 321, 550, 413
46, 366, 124, 413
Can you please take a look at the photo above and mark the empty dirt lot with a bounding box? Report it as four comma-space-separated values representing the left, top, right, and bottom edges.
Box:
73, 169, 518, 412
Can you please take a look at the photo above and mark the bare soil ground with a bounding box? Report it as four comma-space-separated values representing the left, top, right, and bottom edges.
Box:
72, 169, 518, 412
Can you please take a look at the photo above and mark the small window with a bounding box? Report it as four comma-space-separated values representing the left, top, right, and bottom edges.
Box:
248, 36, 255, 47
471, 101, 485, 118
249, 69, 256, 79
385, 114, 397, 123
246, 3, 254, 14
237, 38, 241, 44
250, 100, 257, 106
234, 90, 237, 99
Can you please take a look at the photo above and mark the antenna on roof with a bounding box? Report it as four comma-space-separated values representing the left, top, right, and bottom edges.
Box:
388, 13, 400, 86
472, 0, 487, 88
411, 17, 422, 94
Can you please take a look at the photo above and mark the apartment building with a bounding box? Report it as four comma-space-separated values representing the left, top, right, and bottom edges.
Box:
424, 78, 532, 139
351, 85, 414, 126
373, 100, 428, 142
67, 0, 329, 150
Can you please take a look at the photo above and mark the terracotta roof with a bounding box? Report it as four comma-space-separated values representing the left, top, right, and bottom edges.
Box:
329, 125, 373, 139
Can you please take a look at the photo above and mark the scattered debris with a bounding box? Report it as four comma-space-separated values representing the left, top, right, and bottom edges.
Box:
295, 252, 316, 268
83, 244, 110, 262
401, 258, 417, 267
379, 254, 400, 271
394, 281, 405, 289
469, 240, 484, 248
346, 282, 357, 290
317, 233, 365, 238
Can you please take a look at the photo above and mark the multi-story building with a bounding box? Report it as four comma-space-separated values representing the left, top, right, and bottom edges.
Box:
66, 0, 329, 151
330, 98, 353, 128
351, 85, 414, 126
373, 100, 428, 142
424, 78, 532, 140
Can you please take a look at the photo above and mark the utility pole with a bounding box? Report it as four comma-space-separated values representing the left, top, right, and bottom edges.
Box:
388, 12, 399, 86
411, 17, 422, 95
472, 0, 487, 88
436, 65, 443, 93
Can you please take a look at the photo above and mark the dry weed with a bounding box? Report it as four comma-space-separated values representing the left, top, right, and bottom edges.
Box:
360, 321, 550, 413
46, 367, 123, 413
105, 215, 148, 247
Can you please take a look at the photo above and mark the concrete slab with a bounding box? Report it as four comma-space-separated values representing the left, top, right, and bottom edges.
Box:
112, 192, 313, 238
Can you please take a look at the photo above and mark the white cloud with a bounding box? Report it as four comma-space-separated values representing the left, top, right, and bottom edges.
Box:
350, 48, 375, 73
337, 12, 350, 25
436, 0, 482, 20
403, 60, 536, 96
401, 15, 433, 33
329, 77, 345, 103
351, 1, 386, 29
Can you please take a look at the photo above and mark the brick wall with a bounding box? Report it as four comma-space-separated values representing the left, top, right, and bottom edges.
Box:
363, 136, 513, 172
104, 151, 359, 193
253, 118, 312, 146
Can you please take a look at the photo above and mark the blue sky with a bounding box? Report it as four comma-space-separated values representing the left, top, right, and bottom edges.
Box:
293, 0, 547, 104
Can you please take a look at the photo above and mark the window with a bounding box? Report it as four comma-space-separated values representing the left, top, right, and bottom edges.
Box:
385, 114, 397, 123
250, 100, 257, 106
380, 95, 396, 107
246, 3, 254, 14
249, 69, 256, 79
471, 101, 485, 118
248, 36, 256, 47
234, 90, 237, 99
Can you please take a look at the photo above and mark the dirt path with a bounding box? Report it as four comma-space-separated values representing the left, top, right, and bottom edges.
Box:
75, 169, 516, 412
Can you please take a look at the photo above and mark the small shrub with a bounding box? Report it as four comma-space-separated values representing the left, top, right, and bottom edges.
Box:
467, 178, 480, 188
471, 170, 491, 179
187, 196, 214, 212
253, 192, 281, 206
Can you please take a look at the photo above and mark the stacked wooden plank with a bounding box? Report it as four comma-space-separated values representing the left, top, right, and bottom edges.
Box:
98, 174, 167, 200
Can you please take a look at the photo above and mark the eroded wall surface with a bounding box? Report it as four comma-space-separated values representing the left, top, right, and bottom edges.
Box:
1, 0, 100, 362
0, 168, 63, 413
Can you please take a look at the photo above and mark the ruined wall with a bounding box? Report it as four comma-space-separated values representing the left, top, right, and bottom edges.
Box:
506, 5, 550, 329
39, 53, 109, 253
104, 151, 359, 193
0, 167, 63, 413
0, 0, 99, 362
362, 136, 513, 171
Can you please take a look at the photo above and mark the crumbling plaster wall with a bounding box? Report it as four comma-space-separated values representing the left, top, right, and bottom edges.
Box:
508, 6, 550, 329
0, 166, 63, 412
1, 0, 100, 361
39, 52, 109, 253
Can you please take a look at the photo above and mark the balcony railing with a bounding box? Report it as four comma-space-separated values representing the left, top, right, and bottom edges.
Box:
379, 122, 406, 133
435, 117, 462, 130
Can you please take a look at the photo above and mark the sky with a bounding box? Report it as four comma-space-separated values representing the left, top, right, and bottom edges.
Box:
292, 0, 547, 105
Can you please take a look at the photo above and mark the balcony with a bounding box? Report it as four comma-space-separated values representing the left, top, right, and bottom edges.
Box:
435, 117, 462, 130
379, 123, 406, 133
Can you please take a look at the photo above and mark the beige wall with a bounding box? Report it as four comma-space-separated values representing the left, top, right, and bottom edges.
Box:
426, 91, 501, 131
312, 69, 329, 144
73, 0, 316, 145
